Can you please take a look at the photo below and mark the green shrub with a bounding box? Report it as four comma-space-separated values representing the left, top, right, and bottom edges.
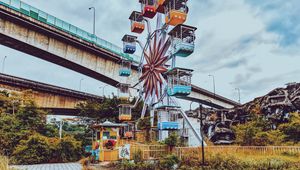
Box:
159, 154, 179, 170
119, 160, 136, 170
11, 133, 51, 164
133, 149, 143, 163
11, 134, 83, 164
55, 136, 83, 162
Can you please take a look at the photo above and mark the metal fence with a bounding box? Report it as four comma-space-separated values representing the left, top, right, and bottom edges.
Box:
0, 0, 139, 62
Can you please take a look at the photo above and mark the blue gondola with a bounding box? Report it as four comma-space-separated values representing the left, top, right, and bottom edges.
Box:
165, 67, 193, 96
168, 24, 197, 57
122, 34, 137, 54
119, 59, 132, 77
156, 105, 180, 130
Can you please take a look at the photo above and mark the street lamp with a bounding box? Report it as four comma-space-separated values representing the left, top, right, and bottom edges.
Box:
2, 56, 7, 73
100, 84, 109, 96
208, 74, 215, 98
79, 78, 84, 91
235, 88, 241, 104
89, 7, 96, 35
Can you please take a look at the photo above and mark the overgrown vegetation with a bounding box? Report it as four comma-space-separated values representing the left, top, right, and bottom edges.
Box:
137, 116, 152, 142
0, 90, 84, 164
112, 151, 300, 170
233, 111, 300, 146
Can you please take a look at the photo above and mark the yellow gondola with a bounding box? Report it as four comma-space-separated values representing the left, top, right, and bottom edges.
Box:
117, 83, 131, 101
164, 0, 188, 26
118, 104, 132, 121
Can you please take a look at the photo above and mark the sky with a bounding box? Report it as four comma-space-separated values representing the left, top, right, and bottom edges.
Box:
1, 0, 300, 110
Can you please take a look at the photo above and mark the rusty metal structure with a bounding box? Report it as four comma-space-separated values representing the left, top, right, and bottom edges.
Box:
186, 83, 300, 145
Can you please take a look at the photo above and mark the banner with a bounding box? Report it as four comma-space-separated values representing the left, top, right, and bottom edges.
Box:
119, 144, 130, 159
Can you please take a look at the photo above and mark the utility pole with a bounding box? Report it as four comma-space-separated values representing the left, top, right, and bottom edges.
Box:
59, 120, 63, 139
235, 88, 241, 104
2, 56, 7, 73
89, 7, 96, 35
79, 78, 84, 91
208, 74, 215, 98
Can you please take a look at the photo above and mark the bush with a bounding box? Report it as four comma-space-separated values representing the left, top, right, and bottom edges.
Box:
0, 155, 9, 170
11, 133, 51, 164
159, 154, 179, 170
133, 149, 143, 163
11, 134, 83, 164
55, 136, 83, 162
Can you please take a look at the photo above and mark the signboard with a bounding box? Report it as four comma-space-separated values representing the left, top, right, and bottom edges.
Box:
119, 144, 130, 159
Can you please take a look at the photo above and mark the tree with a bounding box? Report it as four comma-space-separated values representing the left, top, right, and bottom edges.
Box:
76, 96, 120, 123
137, 116, 152, 142
278, 112, 300, 144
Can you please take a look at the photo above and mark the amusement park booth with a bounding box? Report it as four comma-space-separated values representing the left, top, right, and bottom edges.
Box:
91, 120, 127, 162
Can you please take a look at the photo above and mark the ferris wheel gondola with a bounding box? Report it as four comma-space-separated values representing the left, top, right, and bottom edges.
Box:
168, 24, 197, 57
139, 0, 157, 18
129, 11, 145, 34
164, 0, 188, 26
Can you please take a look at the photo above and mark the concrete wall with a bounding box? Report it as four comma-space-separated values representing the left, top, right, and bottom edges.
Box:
0, 84, 82, 109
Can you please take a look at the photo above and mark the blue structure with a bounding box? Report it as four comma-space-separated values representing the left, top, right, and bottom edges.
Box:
158, 122, 179, 130
156, 105, 180, 132
166, 67, 193, 97
123, 44, 136, 54
167, 84, 192, 96
168, 24, 197, 57
173, 42, 195, 57
122, 34, 137, 54
119, 59, 132, 77
119, 68, 131, 77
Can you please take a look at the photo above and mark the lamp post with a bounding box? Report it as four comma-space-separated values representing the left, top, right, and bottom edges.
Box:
208, 74, 215, 98
89, 7, 96, 35
79, 78, 84, 91
235, 88, 241, 104
2, 56, 7, 73
100, 84, 109, 96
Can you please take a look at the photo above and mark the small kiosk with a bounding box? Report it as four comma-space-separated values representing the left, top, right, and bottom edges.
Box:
91, 120, 127, 162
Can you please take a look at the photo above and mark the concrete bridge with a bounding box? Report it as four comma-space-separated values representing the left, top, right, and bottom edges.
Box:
0, 1, 239, 109
0, 73, 103, 115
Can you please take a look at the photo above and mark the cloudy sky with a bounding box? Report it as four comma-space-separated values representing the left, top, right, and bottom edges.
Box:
1, 0, 300, 109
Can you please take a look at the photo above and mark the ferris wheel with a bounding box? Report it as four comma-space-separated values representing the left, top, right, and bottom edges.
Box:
118, 0, 204, 144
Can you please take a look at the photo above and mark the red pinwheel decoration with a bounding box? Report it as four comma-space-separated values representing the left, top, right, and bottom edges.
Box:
139, 33, 171, 100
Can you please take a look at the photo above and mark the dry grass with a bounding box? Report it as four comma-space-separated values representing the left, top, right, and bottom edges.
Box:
0, 156, 9, 170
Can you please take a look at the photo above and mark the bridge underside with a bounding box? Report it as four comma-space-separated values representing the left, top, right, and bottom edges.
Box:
0, 73, 103, 116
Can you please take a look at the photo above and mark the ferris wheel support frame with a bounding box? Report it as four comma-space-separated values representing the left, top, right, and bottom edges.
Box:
122, 5, 206, 146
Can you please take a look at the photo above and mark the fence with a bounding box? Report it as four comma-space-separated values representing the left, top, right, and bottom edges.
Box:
119, 141, 300, 160
174, 146, 300, 160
